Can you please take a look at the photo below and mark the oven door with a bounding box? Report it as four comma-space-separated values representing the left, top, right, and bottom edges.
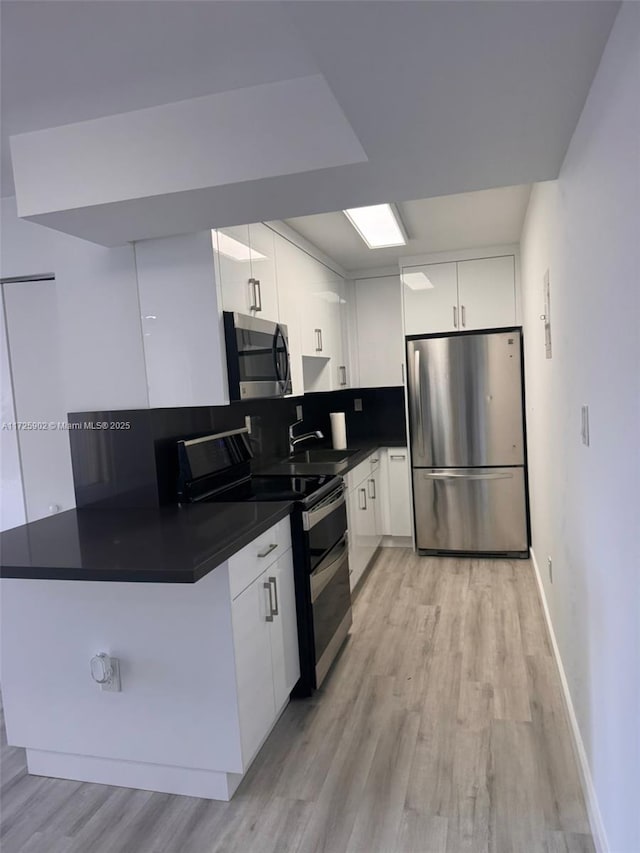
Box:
303, 485, 348, 572
309, 534, 352, 687
224, 312, 292, 400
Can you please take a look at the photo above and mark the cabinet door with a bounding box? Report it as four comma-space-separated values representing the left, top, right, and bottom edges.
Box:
274, 234, 304, 397
231, 571, 276, 767
403, 262, 458, 335
214, 225, 255, 316
267, 550, 300, 710
456, 256, 515, 330
387, 449, 412, 537
247, 223, 280, 322
367, 469, 383, 548
347, 482, 369, 590
355, 276, 404, 387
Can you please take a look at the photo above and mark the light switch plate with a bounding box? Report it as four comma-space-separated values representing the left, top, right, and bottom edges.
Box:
296, 405, 303, 421
581, 405, 590, 446
354, 398, 363, 412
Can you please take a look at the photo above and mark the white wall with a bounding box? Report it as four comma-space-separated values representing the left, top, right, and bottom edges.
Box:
0, 196, 149, 524
520, 5, 640, 851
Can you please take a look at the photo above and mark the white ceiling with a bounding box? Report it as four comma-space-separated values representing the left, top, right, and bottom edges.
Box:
285, 184, 532, 272
0, 1, 620, 245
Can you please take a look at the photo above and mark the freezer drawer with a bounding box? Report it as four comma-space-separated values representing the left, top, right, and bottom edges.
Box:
413, 467, 528, 555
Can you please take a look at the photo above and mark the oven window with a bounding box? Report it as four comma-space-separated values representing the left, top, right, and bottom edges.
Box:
307, 500, 347, 572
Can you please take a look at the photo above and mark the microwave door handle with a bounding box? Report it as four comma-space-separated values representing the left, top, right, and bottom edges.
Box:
273, 325, 290, 392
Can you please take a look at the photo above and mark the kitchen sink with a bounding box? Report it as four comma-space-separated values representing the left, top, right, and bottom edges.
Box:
287, 448, 360, 464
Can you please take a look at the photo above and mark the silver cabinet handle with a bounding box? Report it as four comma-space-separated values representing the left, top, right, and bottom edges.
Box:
249, 278, 259, 311
255, 279, 262, 312
390, 454, 406, 460
315, 329, 322, 352
269, 576, 279, 616
319, 329, 323, 351
422, 471, 514, 481
339, 365, 347, 386
453, 305, 458, 328
461, 304, 466, 327
368, 478, 376, 499
359, 488, 367, 510
401, 363, 405, 383
264, 581, 274, 622
258, 543, 278, 558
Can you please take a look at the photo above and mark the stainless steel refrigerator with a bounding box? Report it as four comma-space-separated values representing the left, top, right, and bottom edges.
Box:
407, 329, 529, 556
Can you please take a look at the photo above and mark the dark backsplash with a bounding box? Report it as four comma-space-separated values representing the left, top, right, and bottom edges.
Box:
68, 387, 406, 508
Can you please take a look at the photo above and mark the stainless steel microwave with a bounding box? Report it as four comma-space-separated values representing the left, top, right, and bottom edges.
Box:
223, 311, 292, 401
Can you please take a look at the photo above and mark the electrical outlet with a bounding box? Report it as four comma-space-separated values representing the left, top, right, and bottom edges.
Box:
547, 557, 553, 584
244, 415, 252, 435
296, 405, 303, 421
354, 398, 363, 412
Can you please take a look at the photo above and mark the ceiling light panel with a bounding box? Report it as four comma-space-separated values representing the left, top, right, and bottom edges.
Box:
343, 204, 407, 249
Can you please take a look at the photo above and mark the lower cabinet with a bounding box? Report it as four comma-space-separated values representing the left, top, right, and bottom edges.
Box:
380, 448, 413, 538
231, 541, 299, 768
346, 451, 382, 590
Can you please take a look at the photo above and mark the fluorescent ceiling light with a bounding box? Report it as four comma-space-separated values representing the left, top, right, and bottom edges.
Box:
402, 271, 434, 291
343, 204, 407, 249
211, 230, 266, 262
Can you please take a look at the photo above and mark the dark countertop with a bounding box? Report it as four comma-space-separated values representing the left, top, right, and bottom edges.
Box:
0, 502, 292, 584
256, 440, 406, 477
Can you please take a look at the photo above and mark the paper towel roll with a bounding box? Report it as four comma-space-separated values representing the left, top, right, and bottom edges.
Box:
330, 412, 347, 450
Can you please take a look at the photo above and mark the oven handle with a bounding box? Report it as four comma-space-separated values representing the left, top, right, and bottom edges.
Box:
302, 486, 345, 532
310, 536, 349, 603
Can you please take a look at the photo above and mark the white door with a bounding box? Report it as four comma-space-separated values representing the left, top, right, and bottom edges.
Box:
231, 571, 276, 767
386, 449, 412, 537
355, 276, 404, 387
268, 550, 300, 710
456, 256, 516, 330
402, 262, 459, 335
247, 223, 280, 322
214, 225, 255, 316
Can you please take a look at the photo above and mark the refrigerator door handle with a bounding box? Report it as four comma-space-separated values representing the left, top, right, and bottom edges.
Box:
413, 349, 425, 459
422, 471, 514, 481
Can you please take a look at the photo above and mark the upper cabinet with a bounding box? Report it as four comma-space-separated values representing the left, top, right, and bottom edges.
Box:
403, 262, 458, 335
354, 275, 404, 387
135, 232, 229, 408
456, 256, 516, 331
402, 255, 517, 336
215, 224, 279, 322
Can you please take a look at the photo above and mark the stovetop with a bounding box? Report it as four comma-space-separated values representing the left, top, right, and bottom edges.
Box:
202, 474, 340, 506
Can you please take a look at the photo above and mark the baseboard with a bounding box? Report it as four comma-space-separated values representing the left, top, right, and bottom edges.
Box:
529, 548, 609, 853
381, 535, 413, 548
26, 748, 240, 800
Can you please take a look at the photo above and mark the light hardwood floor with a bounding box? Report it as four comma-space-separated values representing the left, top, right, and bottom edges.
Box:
1, 550, 595, 853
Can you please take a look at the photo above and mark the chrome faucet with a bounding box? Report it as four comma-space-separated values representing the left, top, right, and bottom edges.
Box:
288, 420, 324, 456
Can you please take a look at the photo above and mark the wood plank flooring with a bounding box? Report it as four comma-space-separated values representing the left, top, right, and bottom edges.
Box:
0, 551, 595, 853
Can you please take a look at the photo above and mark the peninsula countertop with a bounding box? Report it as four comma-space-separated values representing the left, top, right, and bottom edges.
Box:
0, 501, 293, 583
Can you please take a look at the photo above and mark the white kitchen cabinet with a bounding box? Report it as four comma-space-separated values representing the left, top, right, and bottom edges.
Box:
134, 232, 229, 408
273, 233, 305, 397
456, 256, 516, 330
381, 448, 412, 538
346, 451, 382, 591
402, 255, 517, 336
403, 261, 458, 335
230, 525, 298, 768
354, 276, 404, 387
268, 549, 300, 710
215, 223, 279, 322
231, 569, 276, 766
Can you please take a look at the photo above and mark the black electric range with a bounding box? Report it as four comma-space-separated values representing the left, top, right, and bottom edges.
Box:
176, 428, 352, 695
